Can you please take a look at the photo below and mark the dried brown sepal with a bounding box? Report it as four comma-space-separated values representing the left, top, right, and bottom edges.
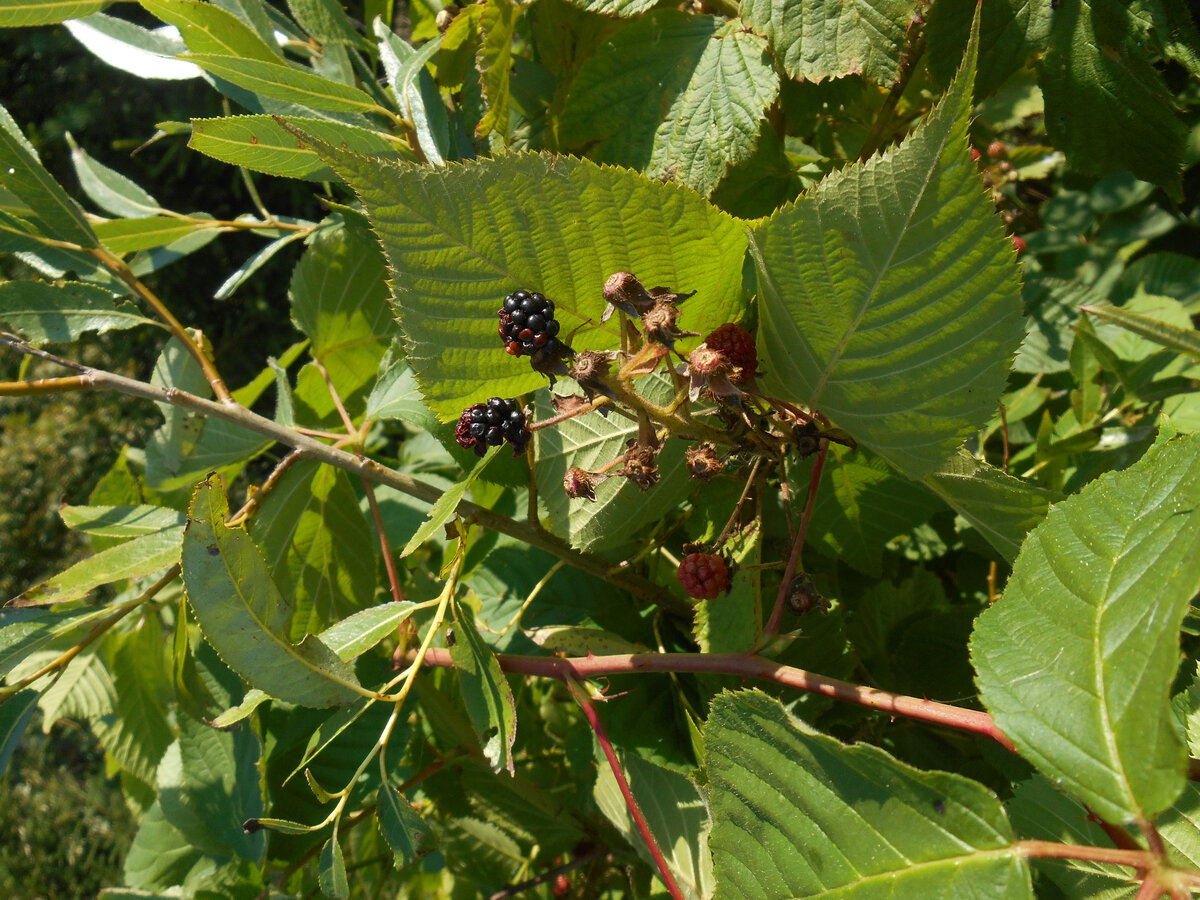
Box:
621, 439, 660, 491
567, 349, 619, 402
682, 345, 743, 403
785, 572, 828, 616
685, 443, 724, 481
549, 393, 595, 416
602, 271, 656, 322
563, 466, 602, 501
530, 341, 575, 385
642, 298, 698, 350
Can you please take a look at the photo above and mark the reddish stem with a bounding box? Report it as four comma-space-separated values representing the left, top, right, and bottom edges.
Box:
762, 440, 828, 642
410, 649, 1015, 750
362, 477, 405, 606
565, 680, 686, 900
1134, 877, 1164, 900
1016, 840, 1155, 869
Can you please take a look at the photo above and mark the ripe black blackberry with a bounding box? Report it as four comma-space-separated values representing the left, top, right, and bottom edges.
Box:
455, 397, 529, 457
498, 289, 564, 357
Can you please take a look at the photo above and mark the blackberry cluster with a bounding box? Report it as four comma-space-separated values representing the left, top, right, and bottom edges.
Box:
455, 397, 529, 457
498, 290, 563, 357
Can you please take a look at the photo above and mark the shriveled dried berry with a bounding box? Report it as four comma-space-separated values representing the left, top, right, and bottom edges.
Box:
563, 466, 601, 501
678, 552, 730, 600
685, 443, 724, 481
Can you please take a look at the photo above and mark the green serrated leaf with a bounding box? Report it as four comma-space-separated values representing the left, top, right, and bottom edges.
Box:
923, 448, 1053, 562
181, 477, 366, 708
534, 375, 694, 551
319, 836, 349, 899
561, 13, 779, 196
450, 601, 517, 774
740, 0, 914, 85
99, 618, 174, 782
123, 798, 203, 890
291, 144, 747, 420
66, 132, 163, 217
0, 280, 157, 346
750, 25, 1023, 480
248, 461, 377, 639
185, 54, 378, 113
972, 433, 1200, 824
1038, 0, 1185, 199
318, 601, 417, 661
475, 0, 518, 141
189, 115, 411, 181
365, 345, 442, 430
925, 0, 1053, 97
210, 688, 271, 728
554, 0, 654, 17
15, 527, 182, 606
0, 0, 108, 27
1082, 303, 1200, 363
378, 783, 437, 868
286, 0, 363, 46
140, 0, 280, 60
401, 446, 498, 557
705, 689, 1032, 900
593, 749, 713, 900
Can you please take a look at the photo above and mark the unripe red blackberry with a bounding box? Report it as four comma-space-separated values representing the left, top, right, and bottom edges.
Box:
678, 552, 730, 600
702, 323, 757, 382
552, 874, 570, 898
498, 289, 562, 356
986, 140, 1007, 159
454, 397, 529, 457
1011, 234, 1027, 255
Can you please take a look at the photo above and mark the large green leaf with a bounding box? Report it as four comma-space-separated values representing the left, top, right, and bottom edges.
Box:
296, 145, 748, 419
475, 0, 518, 141
100, 618, 175, 785
594, 750, 714, 900
189, 115, 412, 181
739, 0, 914, 85
925, 0, 1052, 97
534, 376, 694, 551
180, 478, 365, 708
248, 461, 377, 640
0, 0, 108, 26
971, 432, 1200, 824
1037, 0, 1185, 200
377, 782, 437, 868
559, 12, 779, 196
288, 222, 396, 419
123, 799, 203, 889
554, 0, 655, 17
923, 448, 1053, 562
0, 280, 156, 345
705, 690, 1032, 900
749, 25, 1024, 480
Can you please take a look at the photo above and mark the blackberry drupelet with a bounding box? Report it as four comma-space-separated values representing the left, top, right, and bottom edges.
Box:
498, 289, 562, 356
454, 397, 530, 457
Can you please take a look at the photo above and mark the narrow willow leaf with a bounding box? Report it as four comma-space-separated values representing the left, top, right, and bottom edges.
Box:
0, 280, 156, 345
1038, 0, 1185, 200
0, 690, 39, 778
475, 0, 518, 141
93, 215, 215, 253
0, 105, 96, 247
740, 0, 914, 85
295, 144, 748, 419
286, 0, 363, 46
1082, 303, 1200, 363
560, 12, 779, 196
449, 601, 516, 774
800, 445, 942, 576
64, 13, 201, 82
248, 461, 377, 640
140, 0, 280, 61
375, 22, 448, 165
189, 115, 411, 181
705, 690, 1032, 900
534, 375, 693, 551
0, 607, 107, 676
318, 601, 417, 661
181, 478, 365, 708
750, 23, 1023, 480
210, 688, 270, 728
378, 783, 437, 868
66, 131, 164, 217
401, 446, 499, 557
594, 750, 714, 900
216, 231, 307, 299
15, 527, 183, 606
972, 433, 1200, 824
0, 0, 107, 25
923, 448, 1053, 561
185, 54, 378, 113
319, 837, 349, 899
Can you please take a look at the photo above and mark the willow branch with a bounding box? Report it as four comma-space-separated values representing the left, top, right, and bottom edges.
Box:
0, 334, 678, 613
